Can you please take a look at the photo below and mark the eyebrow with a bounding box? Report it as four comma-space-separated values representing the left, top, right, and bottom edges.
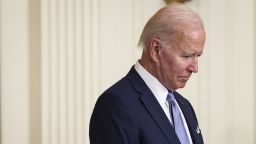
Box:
183, 50, 203, 55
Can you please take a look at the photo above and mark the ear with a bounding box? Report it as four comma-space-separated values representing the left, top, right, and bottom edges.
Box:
149, 38, 161, 62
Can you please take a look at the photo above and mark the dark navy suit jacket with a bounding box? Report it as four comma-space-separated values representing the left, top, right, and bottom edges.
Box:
90, 67, 204, 144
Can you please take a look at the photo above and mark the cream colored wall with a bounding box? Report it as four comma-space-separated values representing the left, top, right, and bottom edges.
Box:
0, 0, 255, 144
40, 1, 165, 144
0, 0, 30, 144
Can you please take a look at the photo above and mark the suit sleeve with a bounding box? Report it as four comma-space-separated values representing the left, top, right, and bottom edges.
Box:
89, 93, 140, 144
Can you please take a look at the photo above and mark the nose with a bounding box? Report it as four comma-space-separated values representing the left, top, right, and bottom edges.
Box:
187, 57, 198, 73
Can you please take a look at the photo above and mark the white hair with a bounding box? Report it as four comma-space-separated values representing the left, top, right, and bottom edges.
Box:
138, 4, 204, 50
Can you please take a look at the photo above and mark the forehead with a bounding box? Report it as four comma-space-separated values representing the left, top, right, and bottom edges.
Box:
169, 27, 205, 53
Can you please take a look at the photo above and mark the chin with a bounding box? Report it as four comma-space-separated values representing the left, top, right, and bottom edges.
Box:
179, 85, 185, 89
177, 83, 186, 89
169, 83, 186, 90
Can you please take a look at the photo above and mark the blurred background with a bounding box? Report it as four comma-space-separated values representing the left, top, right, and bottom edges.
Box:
0, 0, 255, 144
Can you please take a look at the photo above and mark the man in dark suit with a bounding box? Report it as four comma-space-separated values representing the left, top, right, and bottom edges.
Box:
90, 3, 206, 144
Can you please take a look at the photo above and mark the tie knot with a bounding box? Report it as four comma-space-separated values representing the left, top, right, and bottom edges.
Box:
166, 92, 175, 103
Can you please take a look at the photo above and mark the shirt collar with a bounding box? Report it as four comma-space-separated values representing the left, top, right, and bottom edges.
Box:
134, 61, 168, 106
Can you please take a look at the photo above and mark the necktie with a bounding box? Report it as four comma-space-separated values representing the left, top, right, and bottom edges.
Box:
167, 92, 190, 144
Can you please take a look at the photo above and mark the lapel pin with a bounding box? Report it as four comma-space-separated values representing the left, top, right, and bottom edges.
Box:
195, 126, 200, 134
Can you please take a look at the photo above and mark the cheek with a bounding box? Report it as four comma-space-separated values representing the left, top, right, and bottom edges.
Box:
170, 58, 187, 72
159, 52, 187, 75
177, 62, 188, 71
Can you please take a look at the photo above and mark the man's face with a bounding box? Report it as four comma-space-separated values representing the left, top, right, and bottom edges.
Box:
156, 26, 206, 90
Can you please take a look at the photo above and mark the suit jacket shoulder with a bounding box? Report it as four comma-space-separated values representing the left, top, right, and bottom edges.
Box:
90, 66, 204, 144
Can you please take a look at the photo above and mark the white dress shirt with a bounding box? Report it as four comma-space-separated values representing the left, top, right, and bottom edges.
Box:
135, 61, 193, 144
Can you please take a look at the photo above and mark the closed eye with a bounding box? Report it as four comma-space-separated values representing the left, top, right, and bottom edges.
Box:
183, 53, 202, 58
182, 55, 193, 58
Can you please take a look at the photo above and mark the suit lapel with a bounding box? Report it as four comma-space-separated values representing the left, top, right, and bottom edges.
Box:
140, 92, 180, 144
126, 67, 180, 144
174, 92, 203, 144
